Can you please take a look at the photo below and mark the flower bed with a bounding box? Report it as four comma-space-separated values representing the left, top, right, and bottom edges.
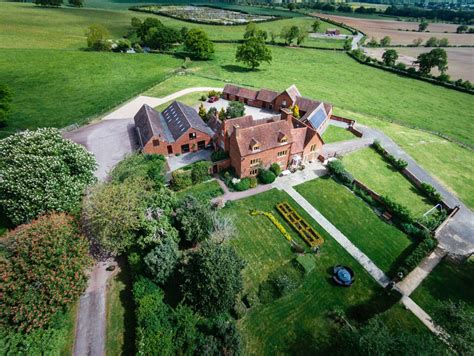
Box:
249, 209, 293, 243
276, 202, 324, 247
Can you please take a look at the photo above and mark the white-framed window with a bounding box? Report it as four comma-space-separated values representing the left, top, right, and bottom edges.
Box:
277, 150, 288, 157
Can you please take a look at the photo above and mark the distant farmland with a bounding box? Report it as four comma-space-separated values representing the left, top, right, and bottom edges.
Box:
314, 13, 474, 46
364, 47, 474, 82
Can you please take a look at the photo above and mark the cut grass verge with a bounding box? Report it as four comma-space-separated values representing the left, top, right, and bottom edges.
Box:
322, 124, 358, 143
342, 147, 433, 217
295, 176, 414, 274
105, 260, 135, 356
154, 91, 206, 112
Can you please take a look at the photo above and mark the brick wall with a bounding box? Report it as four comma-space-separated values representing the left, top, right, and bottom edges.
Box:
142, 128, 213, 156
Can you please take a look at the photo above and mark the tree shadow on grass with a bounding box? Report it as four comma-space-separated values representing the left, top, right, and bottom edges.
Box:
346, 288, 402, 324
115, 257, 136, 356
221, 64, 256, 73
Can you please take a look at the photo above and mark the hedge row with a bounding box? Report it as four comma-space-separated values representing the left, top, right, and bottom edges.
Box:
129, 6, 285, 26
348, 51, 474, 95
372, 140, 408, 171
397, 236, 438, 277
250, 209, 293, 243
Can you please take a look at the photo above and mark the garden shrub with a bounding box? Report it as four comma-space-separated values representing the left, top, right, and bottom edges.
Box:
211, 150, 229, 162
400, 223, 430, 240
353, 185, 377, 206
273, 273, 297, 296
371, 139, 384, 154
270, 163, 281, 176
207, 90, 221, 98
419, 182, 442, 203
233, 177, 251, 191
258, 262, 304, 302
171, 169, 192, 191
128, 251, 144, 276
191, 161, 211, 184
398, 237, 438, 277
380, 195, 413, 224
249, 177, 258, 188
258, 168, 276, 184
371, 140, 407, 171
419, 209, 447, 230
327, 159, 345, 175
111, 153, 166, 186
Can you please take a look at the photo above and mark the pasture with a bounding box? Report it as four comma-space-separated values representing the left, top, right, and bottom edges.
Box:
322, 125, 358, 143
315, 13, 474, 45
224, 188, 426, 354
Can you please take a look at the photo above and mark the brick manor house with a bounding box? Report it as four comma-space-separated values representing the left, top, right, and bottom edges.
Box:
134, 84, 332, 178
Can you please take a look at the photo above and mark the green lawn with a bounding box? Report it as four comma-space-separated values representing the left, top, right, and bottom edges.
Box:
223, 189, 427, 354
175, 179, 224, 201
322, 125, 358, 143
0, 49, 181, 137
336, 108, 474, 210
295, 176, 414, 274
105, 261, 135, 356
342, 148, 433, 217
154, 91, 207, 112
411, 259, 474, 317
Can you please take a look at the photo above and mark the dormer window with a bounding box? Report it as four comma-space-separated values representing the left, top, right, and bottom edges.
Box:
278, 131, 287, 144
249, 138, 260, 152
189, 132, 197, 140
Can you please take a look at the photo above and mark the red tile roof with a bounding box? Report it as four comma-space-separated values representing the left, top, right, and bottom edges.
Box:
223, 84, 240, 96
237, 87, 258, 100
256, 88, 279, 103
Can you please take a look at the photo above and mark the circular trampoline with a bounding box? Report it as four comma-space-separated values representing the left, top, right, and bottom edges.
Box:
332, 265, 355, 287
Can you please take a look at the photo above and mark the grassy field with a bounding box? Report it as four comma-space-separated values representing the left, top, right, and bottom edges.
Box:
105, 263, 135, 356
0, 49, 181, 137
342, 148, 433, 216
295, 176, 414, 274
147, 44, 474, 147
411, 259, 474, 316
336, 108, 474, 210
322, 125, 358, 143
223, 189, 427, 354
0, 3, 347, 50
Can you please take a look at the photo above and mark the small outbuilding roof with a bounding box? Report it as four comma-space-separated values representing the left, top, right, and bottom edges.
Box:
256, 88, 279, 103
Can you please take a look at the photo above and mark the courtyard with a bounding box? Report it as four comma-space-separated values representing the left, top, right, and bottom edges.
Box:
199, 97, 278, 121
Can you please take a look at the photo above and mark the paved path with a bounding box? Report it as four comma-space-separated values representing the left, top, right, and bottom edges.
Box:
397, 248, 447, 296
351, 32, 364, 50
102, 87, 222, 121
283, 186, 391, 287
73, 260, 117, 356
213, 178, 273, 203
401, 296, 447, 338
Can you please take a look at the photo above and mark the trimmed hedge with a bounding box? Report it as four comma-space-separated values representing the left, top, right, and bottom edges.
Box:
270, 163, 281, 176
258, 168, 276, 184
419, 182, 442, 204
397, 237, 438, 277
371, 140, 407, 171
211, 150, 229, 162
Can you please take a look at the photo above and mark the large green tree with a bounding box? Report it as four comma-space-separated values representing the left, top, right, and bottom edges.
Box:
0, 128, 96, 225
143, 26, 180, 51
0, 213, 91, 332
417, 48, 448, 75
280, 26, 300, 45
0, 84, 12, 127
144, 237, 180, 285
184, 29, 214, 60
82, 177, 178, 255
382, 49, 399, 66
85, 24, 111, 51
181, 242, 245, 316
235, 36, 272, 70
175, 195, 213, 245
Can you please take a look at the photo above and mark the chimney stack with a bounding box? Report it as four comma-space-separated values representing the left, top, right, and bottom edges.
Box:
281, 108, 293, 124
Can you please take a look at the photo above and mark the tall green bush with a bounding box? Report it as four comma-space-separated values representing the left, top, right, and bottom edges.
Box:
0, 128, 96, 225
258, 169, 276, 184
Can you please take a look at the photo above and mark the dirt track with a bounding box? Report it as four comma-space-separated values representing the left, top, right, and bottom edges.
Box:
315, 13, 474, 45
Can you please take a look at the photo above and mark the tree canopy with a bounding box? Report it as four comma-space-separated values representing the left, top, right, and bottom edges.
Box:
0, 128, 96, 225
182, 241, 245, 316
86, 24, 111, 51
226, 101, 245, 119
144, 237, 180, 285
82, 177, 178, 256
0, 213, 91, 332
184, 29, 214, 60
417, 48, 448, 75
235, 36, 272, 70
382, 49, 398, 66
175, 195, 213, 245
